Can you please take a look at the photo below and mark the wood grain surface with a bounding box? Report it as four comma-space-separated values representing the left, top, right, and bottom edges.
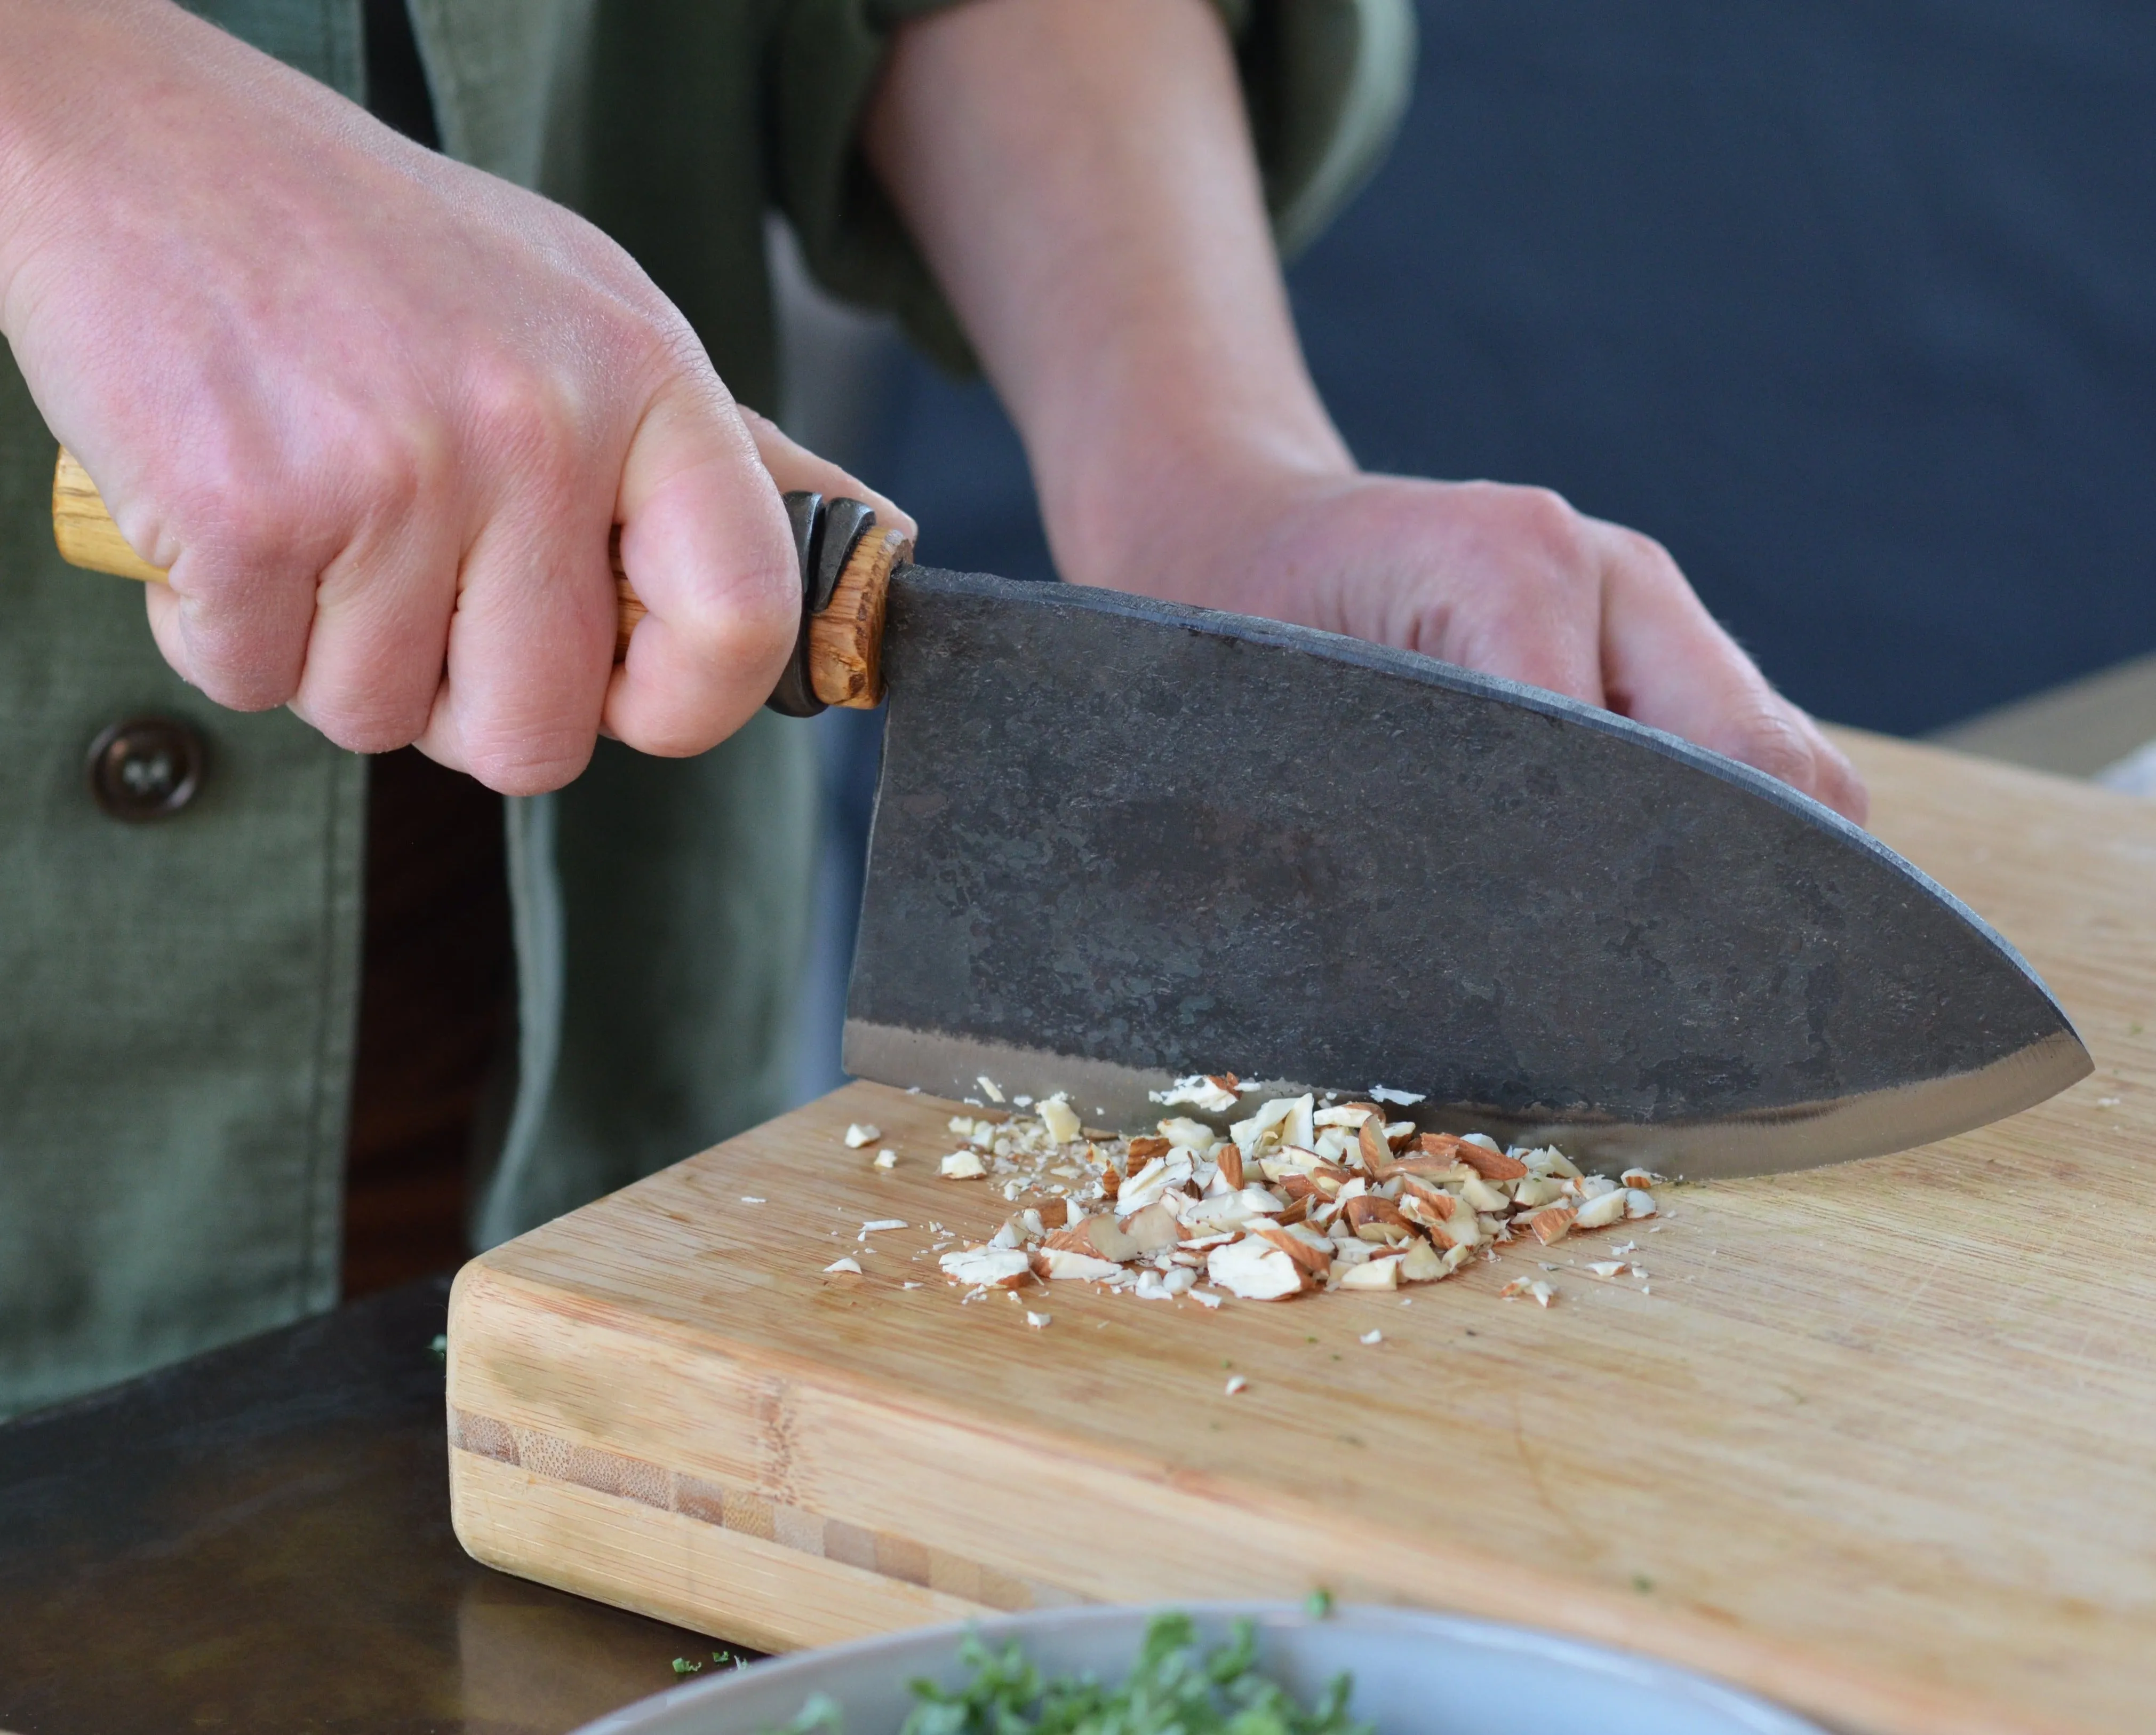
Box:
447, 730, 2155, 1735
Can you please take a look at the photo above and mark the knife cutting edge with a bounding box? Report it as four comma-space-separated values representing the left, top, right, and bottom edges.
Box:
53, 447, 2091, 1178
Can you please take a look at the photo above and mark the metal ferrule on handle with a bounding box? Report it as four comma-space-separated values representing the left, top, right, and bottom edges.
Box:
48, 447, 905, 712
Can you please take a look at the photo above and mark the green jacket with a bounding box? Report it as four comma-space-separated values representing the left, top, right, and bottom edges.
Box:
0, 0, 1411, 1418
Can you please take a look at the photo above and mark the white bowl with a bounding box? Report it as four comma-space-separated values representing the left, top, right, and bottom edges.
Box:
571, 1604, 1825, 1735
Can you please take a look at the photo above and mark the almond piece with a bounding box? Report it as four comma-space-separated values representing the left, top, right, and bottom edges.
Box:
1156, 1116, 1219, 1152
1398, 1239, 1448, 1284
1116, 1201, 1183, 1254
1527, 1205, 1577, 1245
1421, 1203, 1482, 1251
1574, 1189, 1629, 1230
1337, 1255, 1403, 1290
843, 1123, 882, 1149
1206, 1235, 1308, 1301
1030, 1247, 1123, 1283
1343, 1195, 1409, 1235
1441, 1137, 1529, 1181
1458, 1175, 1512, 1214
1396, 1193, 1451, 1235
1619, 1166, 1662, 1190
939, 1247, 1031, 1288
1038, 1097, 1083, 1144
1149, 1075, 1241, 1114
1254, 1223, 1332, 1281
938, 1151, 987, 1180
1394, 1172, 1459, 1215
1357, 1115, 1391, 1173
1501, 1276, 1558, 1307
1216, 1143, 1244, 1190
1049, 1216, 1139, 1262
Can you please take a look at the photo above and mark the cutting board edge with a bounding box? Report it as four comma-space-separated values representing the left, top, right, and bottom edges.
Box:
448, 1446, 996, 1652
442, 1241, 2079, 1735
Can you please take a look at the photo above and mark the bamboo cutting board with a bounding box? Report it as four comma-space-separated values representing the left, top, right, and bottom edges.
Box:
446, 731, 2156, 1735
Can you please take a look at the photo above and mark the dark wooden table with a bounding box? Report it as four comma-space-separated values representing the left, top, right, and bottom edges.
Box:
0, 1277, 738, 1734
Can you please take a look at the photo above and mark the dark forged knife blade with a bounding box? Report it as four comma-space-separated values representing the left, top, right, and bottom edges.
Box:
842, 566, 2090, 1179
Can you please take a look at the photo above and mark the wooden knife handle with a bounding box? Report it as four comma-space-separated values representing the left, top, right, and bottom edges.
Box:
50, 445, 900, 707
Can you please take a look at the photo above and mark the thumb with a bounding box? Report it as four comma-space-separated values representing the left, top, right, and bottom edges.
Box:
737, 405, 917, 543
603, 376, 800, 757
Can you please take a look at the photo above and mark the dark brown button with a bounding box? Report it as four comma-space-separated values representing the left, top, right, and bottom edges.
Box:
87, 717, 206, 821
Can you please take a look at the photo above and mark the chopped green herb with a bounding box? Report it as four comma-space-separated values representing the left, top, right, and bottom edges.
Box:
673, 1658, 703, 1676
1303, 1588, 1335, 1620
428, 1333, 448, 1363
716, 1648, 749, 1669
1631, 1573, 1655, 1594
769, 1615, 1364, 1735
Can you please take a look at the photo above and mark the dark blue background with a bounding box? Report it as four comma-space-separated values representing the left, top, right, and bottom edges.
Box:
867, 0, 2156, 734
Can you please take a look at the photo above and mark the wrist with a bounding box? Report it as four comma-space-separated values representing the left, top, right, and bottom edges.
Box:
0, 1, 159, 321
1030, 390, 1355, 601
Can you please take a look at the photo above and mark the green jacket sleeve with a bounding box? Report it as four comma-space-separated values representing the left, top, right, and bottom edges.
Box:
770, 0, 1418, 373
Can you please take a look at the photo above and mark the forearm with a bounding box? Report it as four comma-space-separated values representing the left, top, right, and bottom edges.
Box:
863, 0, 1351, 592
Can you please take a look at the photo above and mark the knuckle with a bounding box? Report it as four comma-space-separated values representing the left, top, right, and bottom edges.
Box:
1725, 706, 1820, 787
462, 735, 594, 798
305, 691, 431, 757
462, 355, 589, 477
1610, 523, 1679, 577
342, 421, 443, 525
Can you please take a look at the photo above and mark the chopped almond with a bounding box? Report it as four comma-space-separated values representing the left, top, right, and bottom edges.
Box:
1031, 1247, 1123, 1283
938, 1247, 1031, 1288
1206, 1235, 1308, 1301
1038, 1097, 1083, 1144
1049, 1216, 1139, 1262
1394, 1172, 1459, 1214
1445, 1139, 1529, 1181
1253, 1223, 1332, 1280
1117, 1201, 1184, 1254
1501, 1276, 1558, 1307
873, 1077, 1665, 1327
1343, 1195, 1409, 1236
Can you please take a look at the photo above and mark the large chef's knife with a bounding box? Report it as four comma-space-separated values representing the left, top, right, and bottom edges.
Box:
55, 454, 2090, 1177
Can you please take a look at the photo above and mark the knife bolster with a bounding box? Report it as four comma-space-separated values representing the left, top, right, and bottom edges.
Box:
808, 523, 908, 709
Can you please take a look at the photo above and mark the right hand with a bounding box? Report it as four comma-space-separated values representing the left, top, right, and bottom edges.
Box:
0, 0, 900, 793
